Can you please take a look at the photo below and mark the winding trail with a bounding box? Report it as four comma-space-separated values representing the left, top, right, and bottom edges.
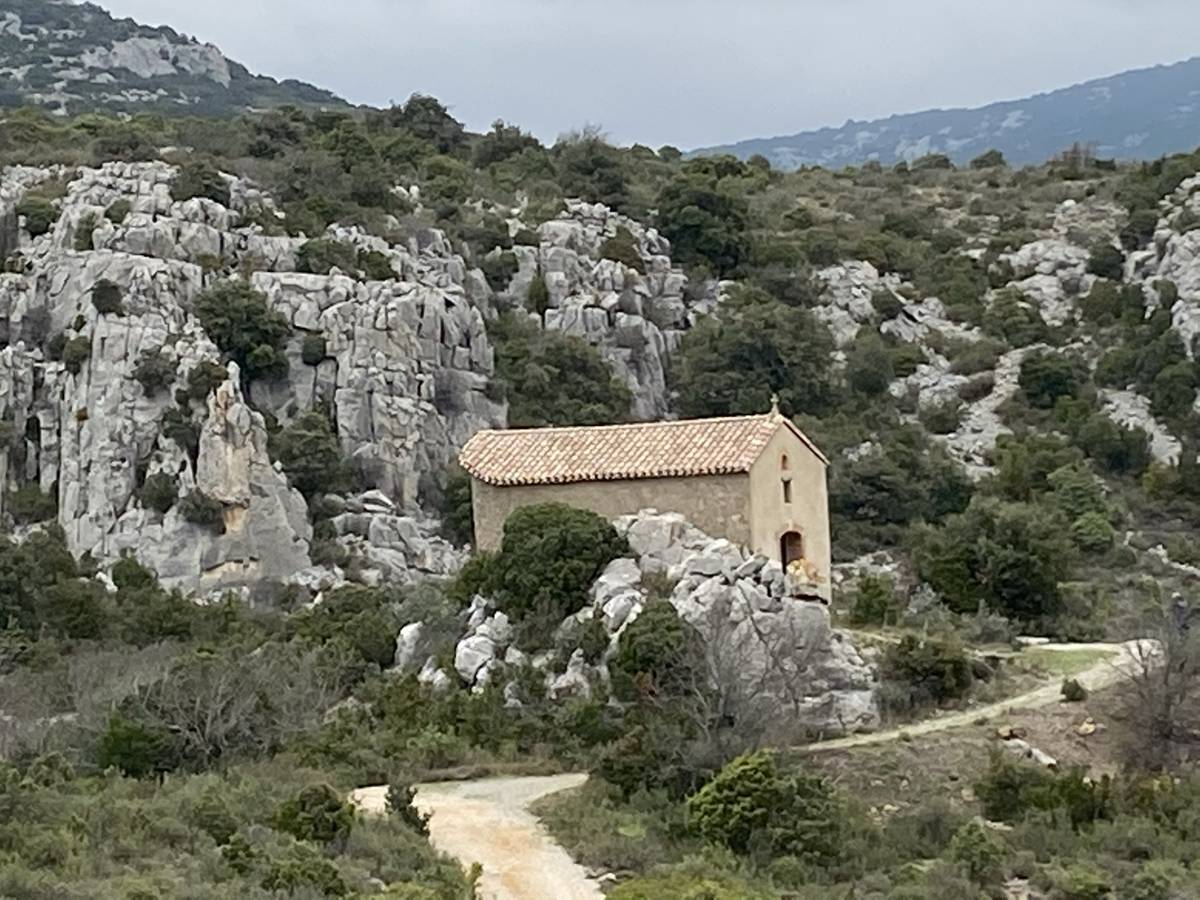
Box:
352, 774, 602, 900
803, 640, 1152, 753
350, 642, 1153, 895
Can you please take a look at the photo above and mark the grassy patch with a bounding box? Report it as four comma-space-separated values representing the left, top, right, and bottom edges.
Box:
1018, 647, 1117, 678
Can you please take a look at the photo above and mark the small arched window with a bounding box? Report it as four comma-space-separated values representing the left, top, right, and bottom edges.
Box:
781, 454, 790, 471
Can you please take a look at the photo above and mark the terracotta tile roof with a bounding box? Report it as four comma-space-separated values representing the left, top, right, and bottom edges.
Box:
459, 413, 828, 487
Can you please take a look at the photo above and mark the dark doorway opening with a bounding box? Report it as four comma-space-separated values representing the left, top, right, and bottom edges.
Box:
780, 531, 804, 567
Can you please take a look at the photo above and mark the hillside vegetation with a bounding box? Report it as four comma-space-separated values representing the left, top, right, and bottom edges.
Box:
2, 93, 1200, 899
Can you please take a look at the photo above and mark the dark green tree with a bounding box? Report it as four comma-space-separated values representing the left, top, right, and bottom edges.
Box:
194, 281, 291, 383
672, 288, 838, 418
491, 314, 631, 427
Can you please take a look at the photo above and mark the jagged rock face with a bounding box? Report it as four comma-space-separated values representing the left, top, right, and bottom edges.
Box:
0, 1, 345, 116
426, 511, 879, 735
0, 162, 704, 591
505, 199, 714, 420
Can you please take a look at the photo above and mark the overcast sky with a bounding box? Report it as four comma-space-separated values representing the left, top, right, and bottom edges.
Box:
98, 0, 1200, 150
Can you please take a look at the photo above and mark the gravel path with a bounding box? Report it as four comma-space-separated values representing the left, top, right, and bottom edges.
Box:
802, 640, 1151, 753
352, 774, 602, 900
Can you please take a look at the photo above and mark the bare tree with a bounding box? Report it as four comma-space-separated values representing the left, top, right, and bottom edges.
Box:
1118, 592, 1200, 771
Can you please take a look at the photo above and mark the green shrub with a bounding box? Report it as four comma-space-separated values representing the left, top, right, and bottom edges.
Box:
672, 287, 838, 418
186, 360, 229, 402
465, 503, 628, 643
686, 750, 846, 863
913, 496, 1073, 622
7, 484, 58, 525
162, 407, 200, 457
609, 869, 774, 900
656, 175, 748, 276
526, 271, 551, 316
599, 226, 646, 274
1044, 863, 1112, 900
138, 473, 178, 514
96, 716, 176, 778
301, 334, 328, 366
171, 161, 230, 206
273, 783, 354, 846
948, 819, 1008, 883
1061, 678, 1088, 702
975, 753, 1112, 828
89, 279, 123, 315
1074, 414, 1151, 476
358, 248, 396, 280
195, 280, 291, 383
105, 199, 132, 224
74, 211, 97, 251
491, 313, 631, 427
479, 250, 519, 291
1087, 242, 1125, 280
848, 575, 896, 626
62, 336, 91, 374
179, 490, 225, 533
1019, 351, 1082, 409
1070, 511, 1114, 554
610, 600, 699, 701
881, 636, 973, 710
386, 783, 430, 836
846, 333, 894, 396
297, 238, 358, 276
271, 411, 354, 499
16, 196, 56, 237
437, 464, 474, 546
131, 349, 175, 397
970, 149, 1007, 169
983, 290, 1050, 347
260, 844, 348, 896
1148, 361, 1197, 420
919, 398, 964, 435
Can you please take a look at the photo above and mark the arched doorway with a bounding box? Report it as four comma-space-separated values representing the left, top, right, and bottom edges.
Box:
780, 531, 805, 567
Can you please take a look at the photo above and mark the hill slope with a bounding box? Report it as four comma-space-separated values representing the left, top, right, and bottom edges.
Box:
695, 56, 1200, 169
0, 0, 347, 116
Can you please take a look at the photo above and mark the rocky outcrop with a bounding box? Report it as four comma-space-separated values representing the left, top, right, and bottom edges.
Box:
0, 162, 708, 593
421, 511, 878, 735
504, 199, 712, 420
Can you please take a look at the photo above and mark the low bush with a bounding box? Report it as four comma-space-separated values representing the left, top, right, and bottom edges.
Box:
90, 279, 124, 315
7, 483, 58, 524
138, 472, 179, 514
610, 600, 700, 701
62, 336, 92, 374
301, 334, 328, 366
172, 161, 230, 206
16, 196, 56, 237
480, 249, 519, 291
297, 238, 358, 276
105, 198, 132, 224
459, 503, 628, 646
179, 490, 225, 533
272, 411, 354, 499
132, 349, 175, 397
599, 226, 646, 274
687, 750, 846, 865
273, 783, 354, 847
880, 636, 973, 712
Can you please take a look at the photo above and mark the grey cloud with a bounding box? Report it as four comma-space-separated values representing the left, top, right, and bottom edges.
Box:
100, 0, 1200, 148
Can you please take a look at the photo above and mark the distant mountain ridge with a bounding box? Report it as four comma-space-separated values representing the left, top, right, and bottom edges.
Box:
0, 0, 347, 116
695, 57, 1200, 169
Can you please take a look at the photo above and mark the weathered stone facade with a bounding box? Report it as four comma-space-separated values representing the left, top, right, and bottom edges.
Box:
462, 413, 832, 599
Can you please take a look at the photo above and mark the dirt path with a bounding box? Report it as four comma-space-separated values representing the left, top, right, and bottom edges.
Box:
804, 640, 1152, 753
352, 774, 602, 900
